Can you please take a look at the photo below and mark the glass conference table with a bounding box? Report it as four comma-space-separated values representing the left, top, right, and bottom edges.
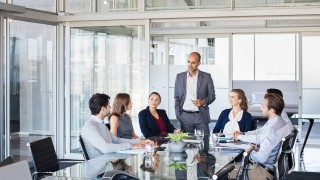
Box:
42, 137, 243, 180
291, 114, 320, 158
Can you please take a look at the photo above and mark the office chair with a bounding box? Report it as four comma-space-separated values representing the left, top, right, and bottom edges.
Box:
27, 137, 82, 179
0, 155, 14, 167
273, 128, 299, 180
212, 165, 235, 180
236, 146, 254, 180
79, 135, 90, 160
101, 170, 139, 180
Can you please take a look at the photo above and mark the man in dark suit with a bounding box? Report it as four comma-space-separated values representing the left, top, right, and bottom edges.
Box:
174, 52, 216, 150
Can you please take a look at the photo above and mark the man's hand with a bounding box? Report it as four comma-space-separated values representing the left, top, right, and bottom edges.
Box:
140, 139, 154, 146
174, 129, 181, 133
233, 131, 243, 141
245, 144, 259, 152
193, 99, 205, 107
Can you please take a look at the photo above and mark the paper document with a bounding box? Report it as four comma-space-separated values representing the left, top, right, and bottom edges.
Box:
117, 148, 146, 155
182, 139, 203, 143
218, 143, 248, 149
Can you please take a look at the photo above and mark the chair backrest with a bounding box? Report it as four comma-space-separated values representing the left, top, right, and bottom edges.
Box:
0, 155, 14, 167
252, 119, 258, 130
273, 130, 297, 180
236, 146, 254, 180
79, 136, 90, 160
287, 126, 299, 174
26, 137, 59, 173
0, 160, 32, 180
212, 165, 235, 180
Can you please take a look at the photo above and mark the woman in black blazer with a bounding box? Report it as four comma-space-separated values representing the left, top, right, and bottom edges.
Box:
139, 92, 180, 138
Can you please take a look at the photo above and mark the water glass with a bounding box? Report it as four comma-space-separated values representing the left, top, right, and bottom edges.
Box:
145, 155, 154, 168
195, 129, 204, 140
146, 143, 155, 155
211, 133, 220, 147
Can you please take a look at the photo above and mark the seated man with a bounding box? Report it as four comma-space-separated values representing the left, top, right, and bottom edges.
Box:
267, 88, 293, 127
81, 93, 153, 159
231, 93, 292, 180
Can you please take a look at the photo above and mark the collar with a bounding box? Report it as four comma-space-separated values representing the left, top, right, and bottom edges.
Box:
187, 70, 199, 78
266, 116, 280, 126
91, 115, 104, 123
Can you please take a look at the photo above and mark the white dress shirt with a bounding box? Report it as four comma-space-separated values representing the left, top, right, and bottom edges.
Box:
183, 71, 199, 111
223, 110, 242, 135
238, 116, 292, 169
81, 115, 140, 159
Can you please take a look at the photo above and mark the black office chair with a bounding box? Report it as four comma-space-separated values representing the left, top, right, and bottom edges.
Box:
0, 155, 14, 167
101, 170, 139, 180
27, 137, 82, 179
212, 165, 235, 180
79, 135, 90, 160
273, 129, 298, 180
236, 146, 254, 180
252, 119, 258, 130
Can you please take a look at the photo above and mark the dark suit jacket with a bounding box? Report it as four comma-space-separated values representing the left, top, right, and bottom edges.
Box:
174, 70, 216, 123
138, 107, 175, 138
212, 108, 253, 133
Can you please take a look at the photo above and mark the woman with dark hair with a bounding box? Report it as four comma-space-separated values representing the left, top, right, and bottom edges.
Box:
138, 92, 180, 138
213, 89, 253, 134
109, 93, 140, 139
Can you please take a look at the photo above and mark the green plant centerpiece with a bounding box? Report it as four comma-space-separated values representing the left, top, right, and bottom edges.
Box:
167, 162, 187, 170
167, 133, 190, 152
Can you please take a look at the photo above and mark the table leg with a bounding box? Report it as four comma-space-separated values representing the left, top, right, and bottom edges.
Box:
300, 119, 314, 158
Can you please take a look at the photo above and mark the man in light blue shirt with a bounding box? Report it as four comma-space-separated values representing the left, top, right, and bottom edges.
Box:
81, 93, 153, 159
231, 93, 292, 180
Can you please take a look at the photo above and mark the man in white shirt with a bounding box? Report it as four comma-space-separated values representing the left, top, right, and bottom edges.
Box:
174, 52, 216, 151
81, 93, 153, 159
231, 93, 292, 180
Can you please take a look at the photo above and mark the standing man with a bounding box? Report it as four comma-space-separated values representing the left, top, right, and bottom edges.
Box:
81, 93, 153, 159
174, 52, 216, 145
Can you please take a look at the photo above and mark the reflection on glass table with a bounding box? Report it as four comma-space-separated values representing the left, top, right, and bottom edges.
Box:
42, 136, 242, 180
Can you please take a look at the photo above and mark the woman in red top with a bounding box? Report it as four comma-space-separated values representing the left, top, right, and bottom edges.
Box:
138, 92, 180, 138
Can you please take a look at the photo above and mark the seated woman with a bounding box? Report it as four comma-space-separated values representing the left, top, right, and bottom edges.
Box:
212, 89, 253, 135
109, 93, 140, 139
139, 92, 180, 138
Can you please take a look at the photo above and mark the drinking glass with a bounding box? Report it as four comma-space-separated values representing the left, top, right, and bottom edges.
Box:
144, 155, 154, 168
195, 129, 204, 140
146, 143, 155, 155
211, 133, 220, 147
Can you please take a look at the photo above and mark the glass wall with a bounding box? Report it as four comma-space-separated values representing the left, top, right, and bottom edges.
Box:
233, 33, 297, 81
13, 0, 56, 12
150, 37, 229, 121
9, 20, 56, 161
69, 25, 146, 153
302, 35, 320, 114
65, 0, 138, 13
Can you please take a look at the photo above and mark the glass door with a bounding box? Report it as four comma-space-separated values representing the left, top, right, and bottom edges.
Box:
7, 20, 56, 161
66, 21, 148, 158
150, 35, 230, 122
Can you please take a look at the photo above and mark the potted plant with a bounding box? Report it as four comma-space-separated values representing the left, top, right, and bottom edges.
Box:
167, 133, 190, 152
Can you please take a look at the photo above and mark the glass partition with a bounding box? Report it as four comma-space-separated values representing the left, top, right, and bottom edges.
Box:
9, 20, 56, 161
69, 25, 146, 153
13, 0, 56, 12
65, 0, 138, 13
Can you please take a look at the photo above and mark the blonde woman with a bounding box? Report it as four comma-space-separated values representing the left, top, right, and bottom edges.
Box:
213, 89, 253, 135
109, 93, 139, 139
